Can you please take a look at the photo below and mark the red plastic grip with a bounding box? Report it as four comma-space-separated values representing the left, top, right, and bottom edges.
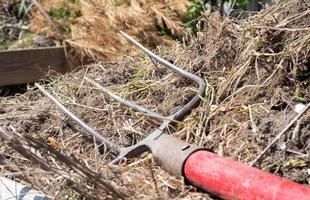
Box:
184, 150, 310, 200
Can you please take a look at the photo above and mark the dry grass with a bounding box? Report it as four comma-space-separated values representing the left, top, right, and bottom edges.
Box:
30, 0, 191, 62
1, 0, 310, 199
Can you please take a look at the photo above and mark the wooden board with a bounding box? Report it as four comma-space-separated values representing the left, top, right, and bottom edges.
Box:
0, 47, 68, 87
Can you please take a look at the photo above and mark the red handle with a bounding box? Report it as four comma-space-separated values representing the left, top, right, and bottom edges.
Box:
184, 150, 310, 200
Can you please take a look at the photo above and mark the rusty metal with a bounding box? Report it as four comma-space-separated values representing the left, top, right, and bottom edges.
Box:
37, 32, 206, 177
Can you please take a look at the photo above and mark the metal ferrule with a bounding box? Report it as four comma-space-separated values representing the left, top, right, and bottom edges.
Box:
149, 134, 203, 177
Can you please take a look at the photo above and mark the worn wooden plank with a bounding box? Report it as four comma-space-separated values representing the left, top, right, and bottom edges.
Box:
0, 47, 68, 86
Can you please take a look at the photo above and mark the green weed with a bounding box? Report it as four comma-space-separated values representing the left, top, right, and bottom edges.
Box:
51, 8, 81, 21
184, 0, 206, 32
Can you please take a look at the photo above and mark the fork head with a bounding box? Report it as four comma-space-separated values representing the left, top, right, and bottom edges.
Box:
100, 32, 206, 176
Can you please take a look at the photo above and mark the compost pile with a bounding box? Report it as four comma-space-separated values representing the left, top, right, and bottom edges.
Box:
1, 0, 310, 199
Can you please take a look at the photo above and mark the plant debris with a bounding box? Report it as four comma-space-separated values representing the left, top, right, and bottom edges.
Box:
1, 0, 310, 199
30, 0, 192, 61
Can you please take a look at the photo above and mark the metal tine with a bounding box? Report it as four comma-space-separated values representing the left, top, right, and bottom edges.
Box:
119, 31, 206, 121
84, 77, 166, 122
35, 32, 206, 165
101, 32, 207, 164
35, 82, 163, 164
35, 83, 122, 153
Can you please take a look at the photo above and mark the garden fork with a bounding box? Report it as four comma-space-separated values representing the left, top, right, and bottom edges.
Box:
36, 32, 310, 200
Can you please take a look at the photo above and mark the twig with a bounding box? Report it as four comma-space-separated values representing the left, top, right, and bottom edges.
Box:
282, 148, 309, 158
0, 126, 126, 199
148, 164, 161, 199
292, 119, 301, 141
250, 102, 310, 166
252, 26, 310, 32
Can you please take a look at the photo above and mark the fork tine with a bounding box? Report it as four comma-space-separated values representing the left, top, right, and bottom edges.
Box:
84, 77, 166, 122
120, 31, 206, 121
35, 83, 121, 152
